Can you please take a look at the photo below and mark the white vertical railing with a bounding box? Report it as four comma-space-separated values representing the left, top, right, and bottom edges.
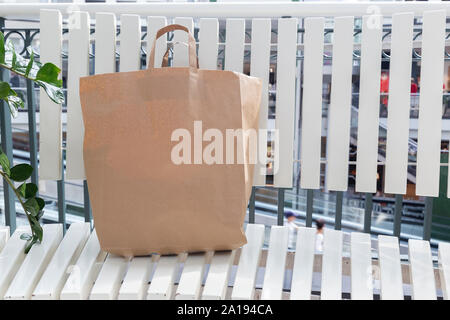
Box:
31, 5, 450, 199
39, 9, 63, 181
65, 11, 90, 180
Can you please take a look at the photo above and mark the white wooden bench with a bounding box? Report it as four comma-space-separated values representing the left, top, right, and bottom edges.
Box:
0, 222, 448, 300
1, 2, 450, 300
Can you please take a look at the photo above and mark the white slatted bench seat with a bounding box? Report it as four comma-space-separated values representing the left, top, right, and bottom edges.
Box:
0, 222, 448, 300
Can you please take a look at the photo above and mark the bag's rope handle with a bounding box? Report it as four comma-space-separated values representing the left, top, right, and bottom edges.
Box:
148, 24, 198, 70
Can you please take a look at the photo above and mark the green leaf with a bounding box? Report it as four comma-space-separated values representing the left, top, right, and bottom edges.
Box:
20, 233, 32, 241
0, 82, 24, 117
24, 197, 40, 217
0, 81, 10, 98
0, 37, 64, 107
17, 182, 38, 199
25, 51, 34, 78
31, 223, 43, 242
35, 80, 65, 104
0, 149, 10, 175
36, 210, 44, 221
35, 63, 62, 87
35, 197, 45, 211
9, 163, 33, 182
25, 183, 38, 199
0, 32, 5, 64
16, 182, 26, 197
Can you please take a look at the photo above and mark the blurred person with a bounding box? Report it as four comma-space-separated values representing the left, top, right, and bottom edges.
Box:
315, 219, 325, 253
285, 211, 299, 249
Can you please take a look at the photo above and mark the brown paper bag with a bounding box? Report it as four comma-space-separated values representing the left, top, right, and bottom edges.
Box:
79, 24, 262, 257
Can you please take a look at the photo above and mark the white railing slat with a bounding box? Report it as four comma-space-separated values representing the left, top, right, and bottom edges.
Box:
350, 232, 373, 300
60, 230, 106, 300
175, 253, 208, 300
325, 16, 354, 191
202, 250, 236, 300
438, 242, 450, 300
300, 17, 325, 190
415, 10, 446, 197
224, 19, 245, 73
65, 11, 90, 180
4, 224, 62, 300
250, 19, 271, 187
231, 223, 265, 300
261, 226, 288, 300
90, 254, 128, 300
198, 18, 219, 70
273, 18, 297, 188
408, 239, 437, 300
95, 13, 116, 74
147, 255, 180, 300
39, 9, 62, 181
147, 16, 167, 68
173, 17, 194, 67
32, 223, 90, 300
0, 227, 29, 299
355, 15, 382, 193
0, 226, 9, 253
120, 14, 141, 72
378, 235, 404, 299
290, 227, 316, 300
384, 12, 414, 195
118, 256, 153, 300
320, 229, 343, 300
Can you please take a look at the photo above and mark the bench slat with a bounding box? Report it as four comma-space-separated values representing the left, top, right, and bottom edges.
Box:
224, 19, 245, 73
325, 16, 354, 191
355, 14, 383, 193
118, 256, 153, 300
273, 18, 297, 188
120, 14, 141, 72
290, 227, 316, 300
300, 17, 325, 189
39, 9, 63, 180
250, 19, 271, 186
147, 255, 181, 300
95, 13, 116, 74
350, 232, 373, 300
90, 254, 129, 300
173, 17, 194, 67
147, 16, 167, 68
408, 239, 437, 300
231, 224, 265, 300
32, 223, 90, 300
438, 242, 450, 300
60, 230, 106, 300
415, 10, 446, 197
0, 227, 29, 299
321, 229, 343, 300
199, 18, 219, 70
202, 250, 236, 300
384, 12, 414, 194
5, 224, 62, 300
176, 253, 208, 300
261, 226, 288, 300
66, 11, 90, 180
378, 235, 404, 299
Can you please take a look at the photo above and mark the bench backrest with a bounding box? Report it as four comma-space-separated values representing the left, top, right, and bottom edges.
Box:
36, 5, 450, 199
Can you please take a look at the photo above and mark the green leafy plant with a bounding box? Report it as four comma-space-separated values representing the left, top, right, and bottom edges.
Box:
0, 31, 64, 253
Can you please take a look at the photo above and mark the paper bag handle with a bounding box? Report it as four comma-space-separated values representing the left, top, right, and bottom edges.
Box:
148, 24, 198, 70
